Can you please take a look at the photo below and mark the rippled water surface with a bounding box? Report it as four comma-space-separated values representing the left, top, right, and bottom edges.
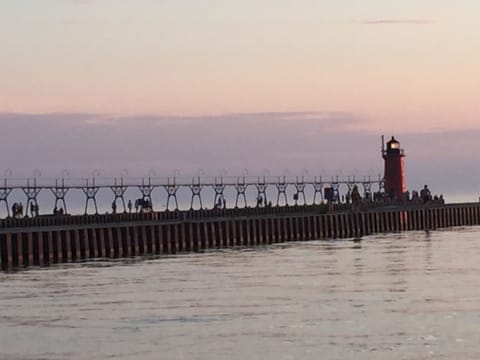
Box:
2, 228, 480, 359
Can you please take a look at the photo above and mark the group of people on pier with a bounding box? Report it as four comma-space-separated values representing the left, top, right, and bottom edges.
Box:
401, 185, 443, 205
336, 184, 444, 213
11, 203, 24, 218
53, 206, 65, 216
215, 196, 227, 209
9, 202, 41, 218
111, 198, 153, 214
256, 195, 273, 208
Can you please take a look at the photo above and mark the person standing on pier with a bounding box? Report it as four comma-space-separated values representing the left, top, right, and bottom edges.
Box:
420, 185, 431, 204
351, 186, 362, 212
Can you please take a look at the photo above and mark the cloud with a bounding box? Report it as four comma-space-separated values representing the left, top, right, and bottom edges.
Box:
113, 111, 365, 130
0, 111, 363, 131
0, 111, 368, 177
358, 19, 433, 25
2, 111, 480, 201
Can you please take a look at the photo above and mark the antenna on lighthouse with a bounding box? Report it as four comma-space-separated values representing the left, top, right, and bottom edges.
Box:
381, 135, 385, 154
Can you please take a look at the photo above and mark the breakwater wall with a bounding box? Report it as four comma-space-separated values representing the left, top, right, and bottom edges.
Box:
1, 203, 479, 270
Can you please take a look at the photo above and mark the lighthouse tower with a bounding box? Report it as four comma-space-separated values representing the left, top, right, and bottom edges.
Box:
382, 136, 406, 199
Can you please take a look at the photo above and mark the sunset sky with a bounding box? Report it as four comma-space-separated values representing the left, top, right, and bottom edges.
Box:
1, 1, 479, 198
2, 0, 480, 131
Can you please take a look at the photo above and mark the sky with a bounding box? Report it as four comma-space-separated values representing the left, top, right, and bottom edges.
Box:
1, 1, 480, 199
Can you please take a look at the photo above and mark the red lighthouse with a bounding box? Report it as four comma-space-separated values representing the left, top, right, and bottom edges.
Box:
382, 136, 406, 199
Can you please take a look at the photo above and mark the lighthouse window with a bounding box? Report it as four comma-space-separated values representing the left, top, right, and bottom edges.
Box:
390, 143, 399, 149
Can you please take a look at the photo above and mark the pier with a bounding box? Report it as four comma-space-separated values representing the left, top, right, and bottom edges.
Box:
1, 201, 479, 270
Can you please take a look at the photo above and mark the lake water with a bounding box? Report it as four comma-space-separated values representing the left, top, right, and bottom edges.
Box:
1, 227, 480, 359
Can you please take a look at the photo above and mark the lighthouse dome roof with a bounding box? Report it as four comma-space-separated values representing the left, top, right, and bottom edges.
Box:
387, 136, 399, 145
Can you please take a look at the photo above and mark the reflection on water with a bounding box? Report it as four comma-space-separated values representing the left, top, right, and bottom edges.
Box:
2, 227, 480, 359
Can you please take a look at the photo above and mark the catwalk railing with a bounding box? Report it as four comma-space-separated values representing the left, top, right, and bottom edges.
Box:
0, 175, 383, 217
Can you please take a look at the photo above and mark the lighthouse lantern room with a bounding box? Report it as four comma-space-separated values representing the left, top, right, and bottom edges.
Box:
382, 136, 406, 199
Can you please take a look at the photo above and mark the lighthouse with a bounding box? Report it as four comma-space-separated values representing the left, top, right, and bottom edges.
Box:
382, 136, 406, 199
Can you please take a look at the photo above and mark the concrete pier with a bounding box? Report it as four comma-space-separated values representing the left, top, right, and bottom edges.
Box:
1, 203, 480, 270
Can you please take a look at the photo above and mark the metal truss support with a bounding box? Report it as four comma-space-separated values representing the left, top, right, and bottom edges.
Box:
255, 177, 268, 207
50, 178, 69, 214
190, 177, 203, 210
346, 177, 356, 193
361, 177, 373, 200
345, 177, 357, 203
331, 177, 340, 203
138, 177, 155, 207
312, 177, 324, 205
213, 177, 226, 209
378, 174, 385, 193
235, 177, 248, 208
164, 178, 179, 211
22, 178, 41, 217
82, 178, 99, 215
111, 178, 127, 213
276, 177, 288, 206
294, 177, 307, 206
0, 179, 12, 217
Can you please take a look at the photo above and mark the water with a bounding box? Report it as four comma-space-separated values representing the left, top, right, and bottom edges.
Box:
2, 228, 480, 359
